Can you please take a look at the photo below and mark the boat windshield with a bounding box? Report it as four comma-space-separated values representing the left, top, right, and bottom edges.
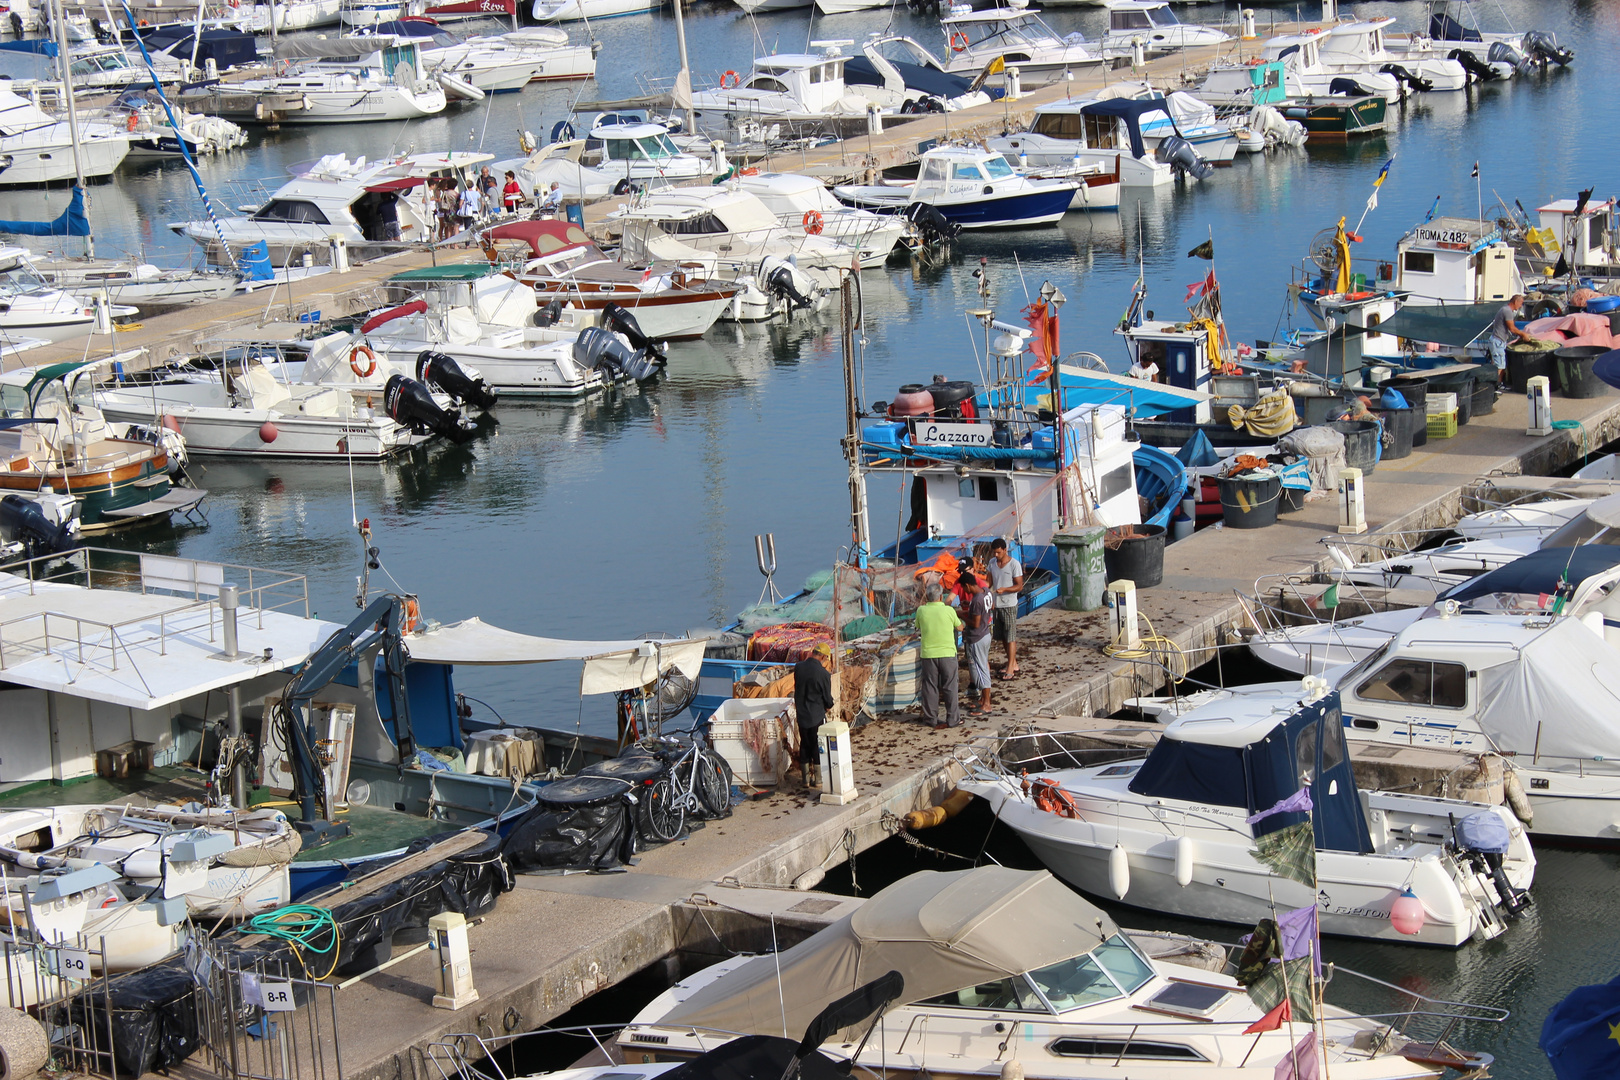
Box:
0, 260, 47, 294
1156, 6, 1181, 25
983, 156, 1014, 179
1337, 635, 1394, 688
1541, 512, 1619, 548
1026, 935, 1153, 1012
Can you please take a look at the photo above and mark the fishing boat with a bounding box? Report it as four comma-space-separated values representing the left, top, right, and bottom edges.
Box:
1098, 0, 1230, 57
619, 865, 1502, 1078
487, 220, 739, 341
0, 361, 204, 531
1199, 58, 1388, 141
834, 145, 1078, 229
988, 97, 1214, 188
939, 7, 1106, 87
960, 691, 1535, 946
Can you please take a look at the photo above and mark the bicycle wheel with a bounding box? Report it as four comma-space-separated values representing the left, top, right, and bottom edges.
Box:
695, 750, 733, 819
640, 775, 685, 843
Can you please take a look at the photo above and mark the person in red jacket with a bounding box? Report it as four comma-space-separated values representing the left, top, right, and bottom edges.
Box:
502, 171, 524, 213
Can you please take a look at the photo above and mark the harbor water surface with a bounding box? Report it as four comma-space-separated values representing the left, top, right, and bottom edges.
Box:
36, 2, 1620, 1072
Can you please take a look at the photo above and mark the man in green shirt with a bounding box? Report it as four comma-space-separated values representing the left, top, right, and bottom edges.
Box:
916, 583, 963, 730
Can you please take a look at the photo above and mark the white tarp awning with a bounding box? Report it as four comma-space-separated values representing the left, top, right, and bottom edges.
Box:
404, 618, 706, 695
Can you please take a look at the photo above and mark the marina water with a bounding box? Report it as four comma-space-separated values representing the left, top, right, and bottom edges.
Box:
34, 2, 1620, 1072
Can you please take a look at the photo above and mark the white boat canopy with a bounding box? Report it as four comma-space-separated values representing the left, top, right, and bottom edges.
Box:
404, 617, 706, 694
662, 866, 1119, 1039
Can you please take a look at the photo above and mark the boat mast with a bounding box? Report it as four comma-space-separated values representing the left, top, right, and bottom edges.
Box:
670, 0, 695, 134
50, 0, 92, 257
841, 270, 871, 582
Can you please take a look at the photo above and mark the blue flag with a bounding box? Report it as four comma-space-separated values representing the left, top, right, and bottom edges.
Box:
1541, 975, 1620, 1079
1423, 195, 1441, 224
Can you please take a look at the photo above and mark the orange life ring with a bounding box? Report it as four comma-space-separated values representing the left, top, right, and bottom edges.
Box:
720, 69, 741, 88
349, 343, 377, 378
404, 596, 420, 633
1344, 290, 1375, 301
802, 209, 824, 235
949, 31, 970, 53
1031, 777, 1080, 819
125, 112, 138, 131
738, 166, 759, 176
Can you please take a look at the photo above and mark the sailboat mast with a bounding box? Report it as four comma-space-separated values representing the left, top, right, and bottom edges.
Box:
50, 0, 92, 257
670, 0, 695, 133
841, 275, 871, 576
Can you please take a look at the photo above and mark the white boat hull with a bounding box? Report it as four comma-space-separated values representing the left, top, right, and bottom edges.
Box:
95, 397, 425, 459
531, 0, 660, 20
0, 132, 128, 187
233, 80, 446, 123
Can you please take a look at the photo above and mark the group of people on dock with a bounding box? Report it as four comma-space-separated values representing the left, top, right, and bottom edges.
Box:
427, 168, 564, 242
914, 539, 1024, 730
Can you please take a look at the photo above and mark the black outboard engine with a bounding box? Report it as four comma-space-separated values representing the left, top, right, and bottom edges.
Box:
1521, 31, 1572, 66
534, 298, 564, 328
1487, 40, 1527, 72
600, 302, 667, 364
1452, 811, 1533, 918
904, 202, 960, 246
383, 374, 477, 443
416, 351, 497, 411
1328, 76, 1372, 96
762, 258, 815, 310
1447, 48, 1500, 81
1379, 63, 1434, 93
573, 325, 661, 382
1155, 135, 1214, 181
0, 495, 77, 557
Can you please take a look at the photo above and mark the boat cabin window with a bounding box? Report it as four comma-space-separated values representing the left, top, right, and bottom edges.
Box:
0, 260, 47, 293
1591, 214, 1607, 249
958, 476, 998, 500
921, 976, 1048, 1012
952, 162, 985, 180
1542, 513, 1618, 548
1031, 111, 1084, 140
1365, 312, 1382, 338
1355, 659, 1467, 709
1049, 1038, 1206, 1061
920, 159, 949, 182
1255, 65, 1281, 92
1027, 953, 1125, 1011
745, 77, 789, 93
1294, 721, 1317, 784
983, 156, 1014, 179
1403, 251, 1435, 275
1091, 935, 1154, 994
1321, 710, 1347, 771
1111, 10, 1152, 30
1099, 462, 1133, 504
254, 199, 330, 225
660, 213, 728, 236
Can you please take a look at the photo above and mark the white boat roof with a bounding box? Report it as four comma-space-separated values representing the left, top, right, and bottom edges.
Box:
920, 144, 1004, 163
754, 53, 844, 70
1159, 692, 1304, 747
0, 564, 340, 711
941, 7, 1043, 24
1105, 1, 1168, 10
590, 123, 671, 138
1539, 198, 1612, 215
1327, 18, 1395, 36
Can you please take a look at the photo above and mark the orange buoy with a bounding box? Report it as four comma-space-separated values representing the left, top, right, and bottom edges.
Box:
259, 421, 279, 443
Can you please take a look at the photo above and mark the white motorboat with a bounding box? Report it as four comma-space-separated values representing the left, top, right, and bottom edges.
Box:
1252, 30, 1401, 103
735, 172, 905, 267
39, 258, 241, 307
1318, 19, 1468, 95
835, 145, 1078, 229
0, 247, 104, 343
0, 91, 128, 186
1099, 1, 1230, 57
813, 0, 883, 13
364, 20, 596, 88
592, 121, 725, 183
1105, 84, 1244, 163
491, 219, 740, 340
342, 0, 419, 27
961, 691, 1536, 947
530, 0, 661, 22
93, 335, 470, 459
358, 264, 654, 396
940, 8, 1106, 88
733, 0, 806, 10
689, 47, 883, 132
232, 37, 445, 124
1414, 0, 1572, 68
989, 96, 1216, 188
497, 139, 618, 199
843, 34, 994, 113
253, 0, 344, 30
170, 151, 492, 265
620, 864, 1503, 1078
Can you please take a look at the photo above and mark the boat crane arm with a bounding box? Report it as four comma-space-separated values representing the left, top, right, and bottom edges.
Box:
277, 594, 418, 837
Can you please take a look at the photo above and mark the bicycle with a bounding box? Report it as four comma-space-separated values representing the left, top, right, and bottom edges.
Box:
636, 719, 734, 844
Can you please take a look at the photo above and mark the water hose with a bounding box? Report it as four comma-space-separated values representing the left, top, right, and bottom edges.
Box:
237, 904, 342, 981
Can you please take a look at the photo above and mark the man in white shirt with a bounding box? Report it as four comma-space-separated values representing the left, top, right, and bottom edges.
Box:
1127, 358, 1159, 382
987, 538, 1023, 679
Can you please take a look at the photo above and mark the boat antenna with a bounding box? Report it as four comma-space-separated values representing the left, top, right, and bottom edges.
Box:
1013, 251, 1030, 303
48, 0, 91, 258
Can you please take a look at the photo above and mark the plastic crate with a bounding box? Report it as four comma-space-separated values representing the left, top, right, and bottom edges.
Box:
1426, 410, 1458, 439
707, 697, 792, 787
1426, 392, 1458, 414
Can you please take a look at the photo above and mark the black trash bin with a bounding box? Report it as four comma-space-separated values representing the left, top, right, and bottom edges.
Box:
1326, 419, 1380, 474
1372, 406, 1416, 460
1556, 346, 1611, 399
1103, 525, 1165, 588
1384, 375, 1428, 447
1470, 377, 1498, 417
1506, 343, 1559, 393
1219, 471, 1282, 530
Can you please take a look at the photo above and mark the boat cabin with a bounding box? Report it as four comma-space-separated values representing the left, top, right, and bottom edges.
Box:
1261, 33, 1323, 71
1118, 319, 1213, 423
1197, 59, 1286, 104
591, 122, 700, 175
912, 145, 1018, 199
1106, 1, 1182, 39
1394, 216, 1523, 306
1536, 197, 1617, 272
939, 8, 1075, 66
706, 52, 853, 115
1318, 18, 1398, 65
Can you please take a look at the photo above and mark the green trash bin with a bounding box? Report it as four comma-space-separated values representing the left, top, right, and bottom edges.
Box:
1053, 525, 1107, 611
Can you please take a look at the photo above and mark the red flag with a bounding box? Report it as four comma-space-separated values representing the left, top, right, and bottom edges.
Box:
1023, 300, 1050, 367
1243, 997, 1291, 1034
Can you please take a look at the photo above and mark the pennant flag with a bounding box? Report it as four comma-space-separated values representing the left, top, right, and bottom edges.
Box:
1365, 188, 1378, 213
1540, 974, 1620, 1080
1251, 820, 1317, 887
1423, 195, 1441, 223
1187, 239, 1215, 260
1274, 1030, 1320, 1080
1574, 187, 1594, 217
1372, 157, 1393, 188
1276, 904, 1321, 976
1244, 997, 1291, 1035
1554, 254, 1571, 278
1247, 787, 1314, 825
1470, 161, 1480, 179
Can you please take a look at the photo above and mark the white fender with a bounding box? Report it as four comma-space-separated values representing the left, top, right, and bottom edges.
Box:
1108, 844, 1130, 899
1174, 836, 1195, 888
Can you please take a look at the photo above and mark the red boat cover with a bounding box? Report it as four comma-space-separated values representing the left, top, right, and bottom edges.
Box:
361, 300, 428, 334
486, 220, 593, 259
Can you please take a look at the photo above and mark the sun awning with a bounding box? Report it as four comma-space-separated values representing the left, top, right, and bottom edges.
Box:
1376, 302, 1500, 348
364, 177, 425, 193
1051, 365, 1212, 417
404, 618, 706, 694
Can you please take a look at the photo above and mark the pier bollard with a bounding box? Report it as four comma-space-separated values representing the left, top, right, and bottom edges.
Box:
328, 234, 349, 274
867, 103, 882, 136
1337, 467, 1367, 535
1241, 9, 1256, 39
1131, 37, 1144, 69
1107, 579, 1140, 650
1526, 375, 1553, 436
1006, 65, 1021, 101
1321, 0, 1337, 21
92, 291, 111, 335
817, 720, 856, 805
429, 912, 479, 1010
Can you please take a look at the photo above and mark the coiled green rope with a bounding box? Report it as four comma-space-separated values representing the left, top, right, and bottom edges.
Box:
237, 905, 341, 980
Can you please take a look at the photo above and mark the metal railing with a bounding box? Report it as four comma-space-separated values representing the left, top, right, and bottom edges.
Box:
191, 934, 345, 1080
0, 937, 121, 1080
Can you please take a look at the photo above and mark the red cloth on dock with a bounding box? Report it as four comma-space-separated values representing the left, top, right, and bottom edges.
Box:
1526, 313, 1617, 350
748, 622, 835, 663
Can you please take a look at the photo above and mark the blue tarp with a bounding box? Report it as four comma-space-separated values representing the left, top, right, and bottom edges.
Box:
240, 240, 274, 281
0, 186, 90, 237
0, 39, 56, 56
1175, 429, 1219, 468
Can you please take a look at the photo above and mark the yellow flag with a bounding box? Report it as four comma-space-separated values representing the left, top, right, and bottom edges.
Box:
986, 56, 1005, 75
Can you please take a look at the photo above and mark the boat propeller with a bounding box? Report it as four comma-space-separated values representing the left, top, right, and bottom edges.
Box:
600, 302, 667, 363
573, 325, 662, 383
416, 351, 498, 412
383, 374, 477, 443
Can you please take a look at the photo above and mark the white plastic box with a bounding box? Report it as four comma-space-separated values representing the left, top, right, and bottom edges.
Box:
1426, 392, 1458, 414
708, 697, 793, 787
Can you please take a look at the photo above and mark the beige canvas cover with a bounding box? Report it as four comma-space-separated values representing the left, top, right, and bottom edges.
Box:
662, 867, 1117, 1039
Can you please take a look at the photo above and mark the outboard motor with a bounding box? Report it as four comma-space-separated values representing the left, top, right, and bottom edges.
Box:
0, 494, 79, 558
1155, 135, 1214, 181
1487, 40, 1528, 74
383, 374, 477, 443
600, 302, 667, 364
1521, 31, 1572, 66
534, 298, 564, 328
1447, 48, 1500, 81
573, 325, 661, 383
1328, 76, 1372, 96
416, 350, 498, 411
904, 202, 961, 246
759, 255, 816, 312
1379, 63, 1433, 93
1452, 811, 1533, 918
